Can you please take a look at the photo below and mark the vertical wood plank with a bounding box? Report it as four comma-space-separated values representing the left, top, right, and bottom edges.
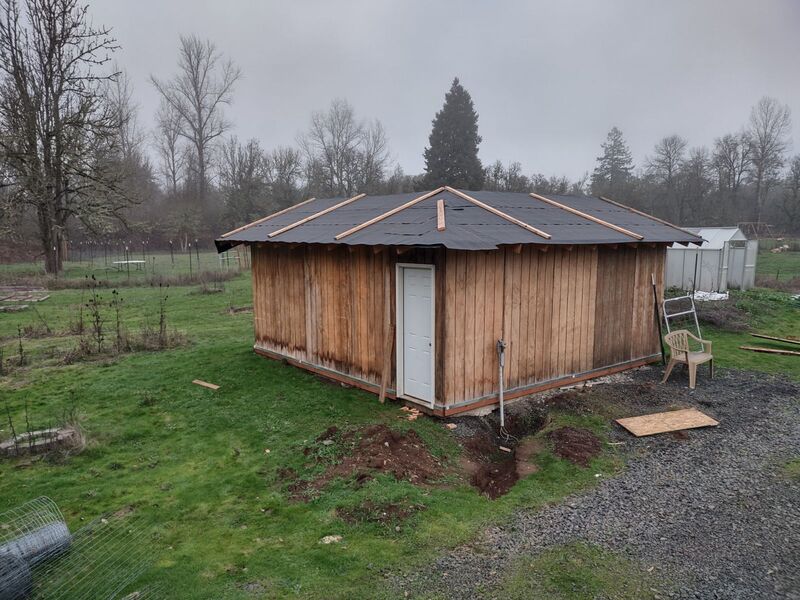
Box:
445, 249, 456, 404
464, 252, 477, 400
517, 247, 531, 386
525, 248, 539, 386
454, 251, 467, 403
474, 252, 488, 396
492, 250, 504, 395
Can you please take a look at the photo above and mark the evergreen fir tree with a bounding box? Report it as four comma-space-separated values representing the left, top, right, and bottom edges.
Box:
591, 126, 634, 197
422, 78, 484, 190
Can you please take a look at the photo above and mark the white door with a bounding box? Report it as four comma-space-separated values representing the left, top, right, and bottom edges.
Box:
400, 265, 434, 405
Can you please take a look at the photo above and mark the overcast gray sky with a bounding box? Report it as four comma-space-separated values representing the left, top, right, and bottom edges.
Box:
93, 0, 799, 180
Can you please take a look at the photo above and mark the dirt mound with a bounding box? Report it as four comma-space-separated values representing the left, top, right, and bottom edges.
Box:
471, 459, 518, 500
549, 426, 601, 466
459, 413, 547, 499
546, 389, 591, 413
289, 424, 443, 500
337, 500, 425, 526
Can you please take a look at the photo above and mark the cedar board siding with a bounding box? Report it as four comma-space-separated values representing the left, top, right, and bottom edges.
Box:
440, 245, 664, 406
251, 244, 445, 397
251, 243, 665, 410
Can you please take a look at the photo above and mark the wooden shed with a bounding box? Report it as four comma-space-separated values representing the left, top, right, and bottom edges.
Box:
216, 186, 701, 416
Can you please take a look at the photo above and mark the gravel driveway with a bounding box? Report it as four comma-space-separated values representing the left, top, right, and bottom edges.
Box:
392, 367, 800, 599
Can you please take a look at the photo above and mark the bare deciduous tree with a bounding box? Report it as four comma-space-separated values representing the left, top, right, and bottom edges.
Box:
0, 0, 123, 272
646, 135, 687, 219
106, 67, 144, 163
678, 146, 713, 223
782, 155, 800, 227
265, 146, 303, 209
299, 98, 391, 197
712, 133, 751, 222
218, 136, 268, 227
747, 96, 792, 222
154, 98, 185, 196
647, 135, 687, 191
151, 35, 241, 202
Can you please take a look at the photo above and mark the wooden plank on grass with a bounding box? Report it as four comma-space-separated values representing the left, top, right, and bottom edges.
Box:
750, 333, 800, 346
192, 379, 220, 390
739, 345, 800, 356
616, 408, 718, 437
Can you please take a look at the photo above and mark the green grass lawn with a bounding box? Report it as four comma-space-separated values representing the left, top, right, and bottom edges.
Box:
0, 265, 622, 599
0, 250, 238, 285
756, 245, 800, 282
1, 251, 798, 598
486, 543, 662, 600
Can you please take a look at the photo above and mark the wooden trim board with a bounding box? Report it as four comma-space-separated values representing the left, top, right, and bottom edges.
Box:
220, 197, 316, 238
530, 192, 643, 240
739, 345, 800, 356
268, 193, 366, 238
335, 187, 446, 240
192, 379, 220, 390
616, 408, 718, 437
750, 333, 800, 346
444, 186, 552, 239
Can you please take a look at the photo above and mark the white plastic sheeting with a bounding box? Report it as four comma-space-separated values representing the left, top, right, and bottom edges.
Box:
665, 227, 758, 292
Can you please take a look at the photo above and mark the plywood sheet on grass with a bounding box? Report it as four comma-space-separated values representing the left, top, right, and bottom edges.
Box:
616, 408, 718, 437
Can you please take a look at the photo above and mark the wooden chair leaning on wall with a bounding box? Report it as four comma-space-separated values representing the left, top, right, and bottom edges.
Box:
661, 330, 714, 390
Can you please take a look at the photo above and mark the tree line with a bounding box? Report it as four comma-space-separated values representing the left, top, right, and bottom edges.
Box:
0, 0, 797, 273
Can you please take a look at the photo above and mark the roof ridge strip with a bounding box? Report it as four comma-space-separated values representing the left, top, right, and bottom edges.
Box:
444, 186, 551, 239
597, 195, 700, 238
220, 197, 316, 238
529, 192, 643, 240
268, 193, 367, 238
334, 187, 447, 240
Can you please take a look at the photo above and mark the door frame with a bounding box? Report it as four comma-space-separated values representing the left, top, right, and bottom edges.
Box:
395, 263, 436, 407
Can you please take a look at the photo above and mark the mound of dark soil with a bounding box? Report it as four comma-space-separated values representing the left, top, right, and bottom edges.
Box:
289, 424, 443, 500
549, 426, 601, 466
471, 458, 518, 500
337, 500, 425, 526
459, 411, 547, 499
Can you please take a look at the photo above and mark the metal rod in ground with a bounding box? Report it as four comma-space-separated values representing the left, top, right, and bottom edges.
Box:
692, 253, 698, 297
652, 273, 666, 365
497, 339, 506, 428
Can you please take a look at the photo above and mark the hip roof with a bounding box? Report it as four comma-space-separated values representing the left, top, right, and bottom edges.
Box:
216, 187, 702, 252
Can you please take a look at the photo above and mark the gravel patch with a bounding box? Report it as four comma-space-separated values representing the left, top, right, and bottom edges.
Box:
391, 366, 800, 599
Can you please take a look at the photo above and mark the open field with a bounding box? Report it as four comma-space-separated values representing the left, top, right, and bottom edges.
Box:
0, 247, 798, 598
